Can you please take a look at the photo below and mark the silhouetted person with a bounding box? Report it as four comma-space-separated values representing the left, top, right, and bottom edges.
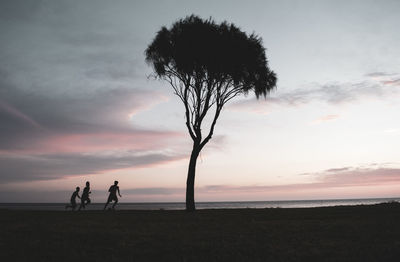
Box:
104, 181, 121, 210
65, 187, 80, 211
78, 181, 91, 211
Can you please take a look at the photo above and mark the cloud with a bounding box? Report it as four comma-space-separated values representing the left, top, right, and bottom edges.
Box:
0, 151, 186, 183
382, 79, 400, 86
314, 164, 400, 187
175, 164, 400, 195
325, 167, 351, 173
229, 72, 400, 114
365, 72, 392, 78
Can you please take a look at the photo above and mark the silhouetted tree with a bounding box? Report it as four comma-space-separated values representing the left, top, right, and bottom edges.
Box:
146, 15, 277, 211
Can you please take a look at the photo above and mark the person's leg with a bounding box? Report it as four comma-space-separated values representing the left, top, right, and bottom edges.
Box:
104, 198, 110, 210
66, 200, 73, 209
112, 198, 118, 209
78, 200, 84, 211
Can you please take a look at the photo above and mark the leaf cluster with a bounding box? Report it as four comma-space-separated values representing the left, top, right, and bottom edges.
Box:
145, 15, 276, 98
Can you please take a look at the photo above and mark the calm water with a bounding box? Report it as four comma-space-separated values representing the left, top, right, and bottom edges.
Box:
1, 198, 399, 211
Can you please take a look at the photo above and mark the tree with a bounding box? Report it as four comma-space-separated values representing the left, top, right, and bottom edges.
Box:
145, 15, 277, 211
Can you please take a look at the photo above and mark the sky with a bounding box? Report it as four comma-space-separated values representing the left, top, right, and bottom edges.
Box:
1, 0, 400, 203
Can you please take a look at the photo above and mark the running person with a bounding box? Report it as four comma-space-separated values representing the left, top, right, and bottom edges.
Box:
104, 181, 121, 210
65, 187, 80, 211
78, 181, 91, 211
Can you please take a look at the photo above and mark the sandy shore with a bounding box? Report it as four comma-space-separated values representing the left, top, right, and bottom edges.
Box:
1, 202, 399, 261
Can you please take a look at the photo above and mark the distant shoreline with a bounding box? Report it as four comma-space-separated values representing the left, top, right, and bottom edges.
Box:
1, 197, 399, 211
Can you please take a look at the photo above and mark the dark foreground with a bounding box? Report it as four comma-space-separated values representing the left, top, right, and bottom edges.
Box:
1, 203, 400, 262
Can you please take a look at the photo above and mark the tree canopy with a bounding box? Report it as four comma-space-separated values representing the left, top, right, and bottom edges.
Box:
146, 15, 276, 99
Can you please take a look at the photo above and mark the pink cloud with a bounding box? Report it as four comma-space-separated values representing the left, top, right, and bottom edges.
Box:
367, 72, 400, 87
319, 166, 400, 186
382, 79, 400, 86
0, 127, 186, 155
38, 130, 185, 154
114, 164, 400, 198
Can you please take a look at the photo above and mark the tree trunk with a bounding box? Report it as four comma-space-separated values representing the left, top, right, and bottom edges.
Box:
186, 143, 200, 211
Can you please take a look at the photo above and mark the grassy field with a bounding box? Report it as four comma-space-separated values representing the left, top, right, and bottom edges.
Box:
1, 203, 400, 261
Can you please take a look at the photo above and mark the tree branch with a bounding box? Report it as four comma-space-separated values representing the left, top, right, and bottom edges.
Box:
200, 103, 222, 151
182, 76, 197, 141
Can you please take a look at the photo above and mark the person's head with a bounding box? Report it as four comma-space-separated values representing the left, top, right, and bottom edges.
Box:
86, 181, 90, 187
114, 180, 118, 185
76, 186, 80, 191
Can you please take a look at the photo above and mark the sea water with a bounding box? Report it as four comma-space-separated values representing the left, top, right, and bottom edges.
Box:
1, 198, 399, 211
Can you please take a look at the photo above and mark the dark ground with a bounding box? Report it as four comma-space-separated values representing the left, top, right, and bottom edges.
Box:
1, 203, 400, 261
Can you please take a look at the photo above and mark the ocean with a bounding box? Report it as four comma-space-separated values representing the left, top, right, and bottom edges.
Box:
1, 197, 399, 211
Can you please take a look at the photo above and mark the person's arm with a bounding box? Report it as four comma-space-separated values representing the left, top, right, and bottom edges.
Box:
77, 193, 81, 199
118, 187, 121, 197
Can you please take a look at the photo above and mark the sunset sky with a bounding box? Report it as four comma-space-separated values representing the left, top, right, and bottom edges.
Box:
1, 0, 400, 203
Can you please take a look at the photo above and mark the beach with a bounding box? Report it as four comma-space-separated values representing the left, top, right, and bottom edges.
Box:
1, 202, 400, 261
